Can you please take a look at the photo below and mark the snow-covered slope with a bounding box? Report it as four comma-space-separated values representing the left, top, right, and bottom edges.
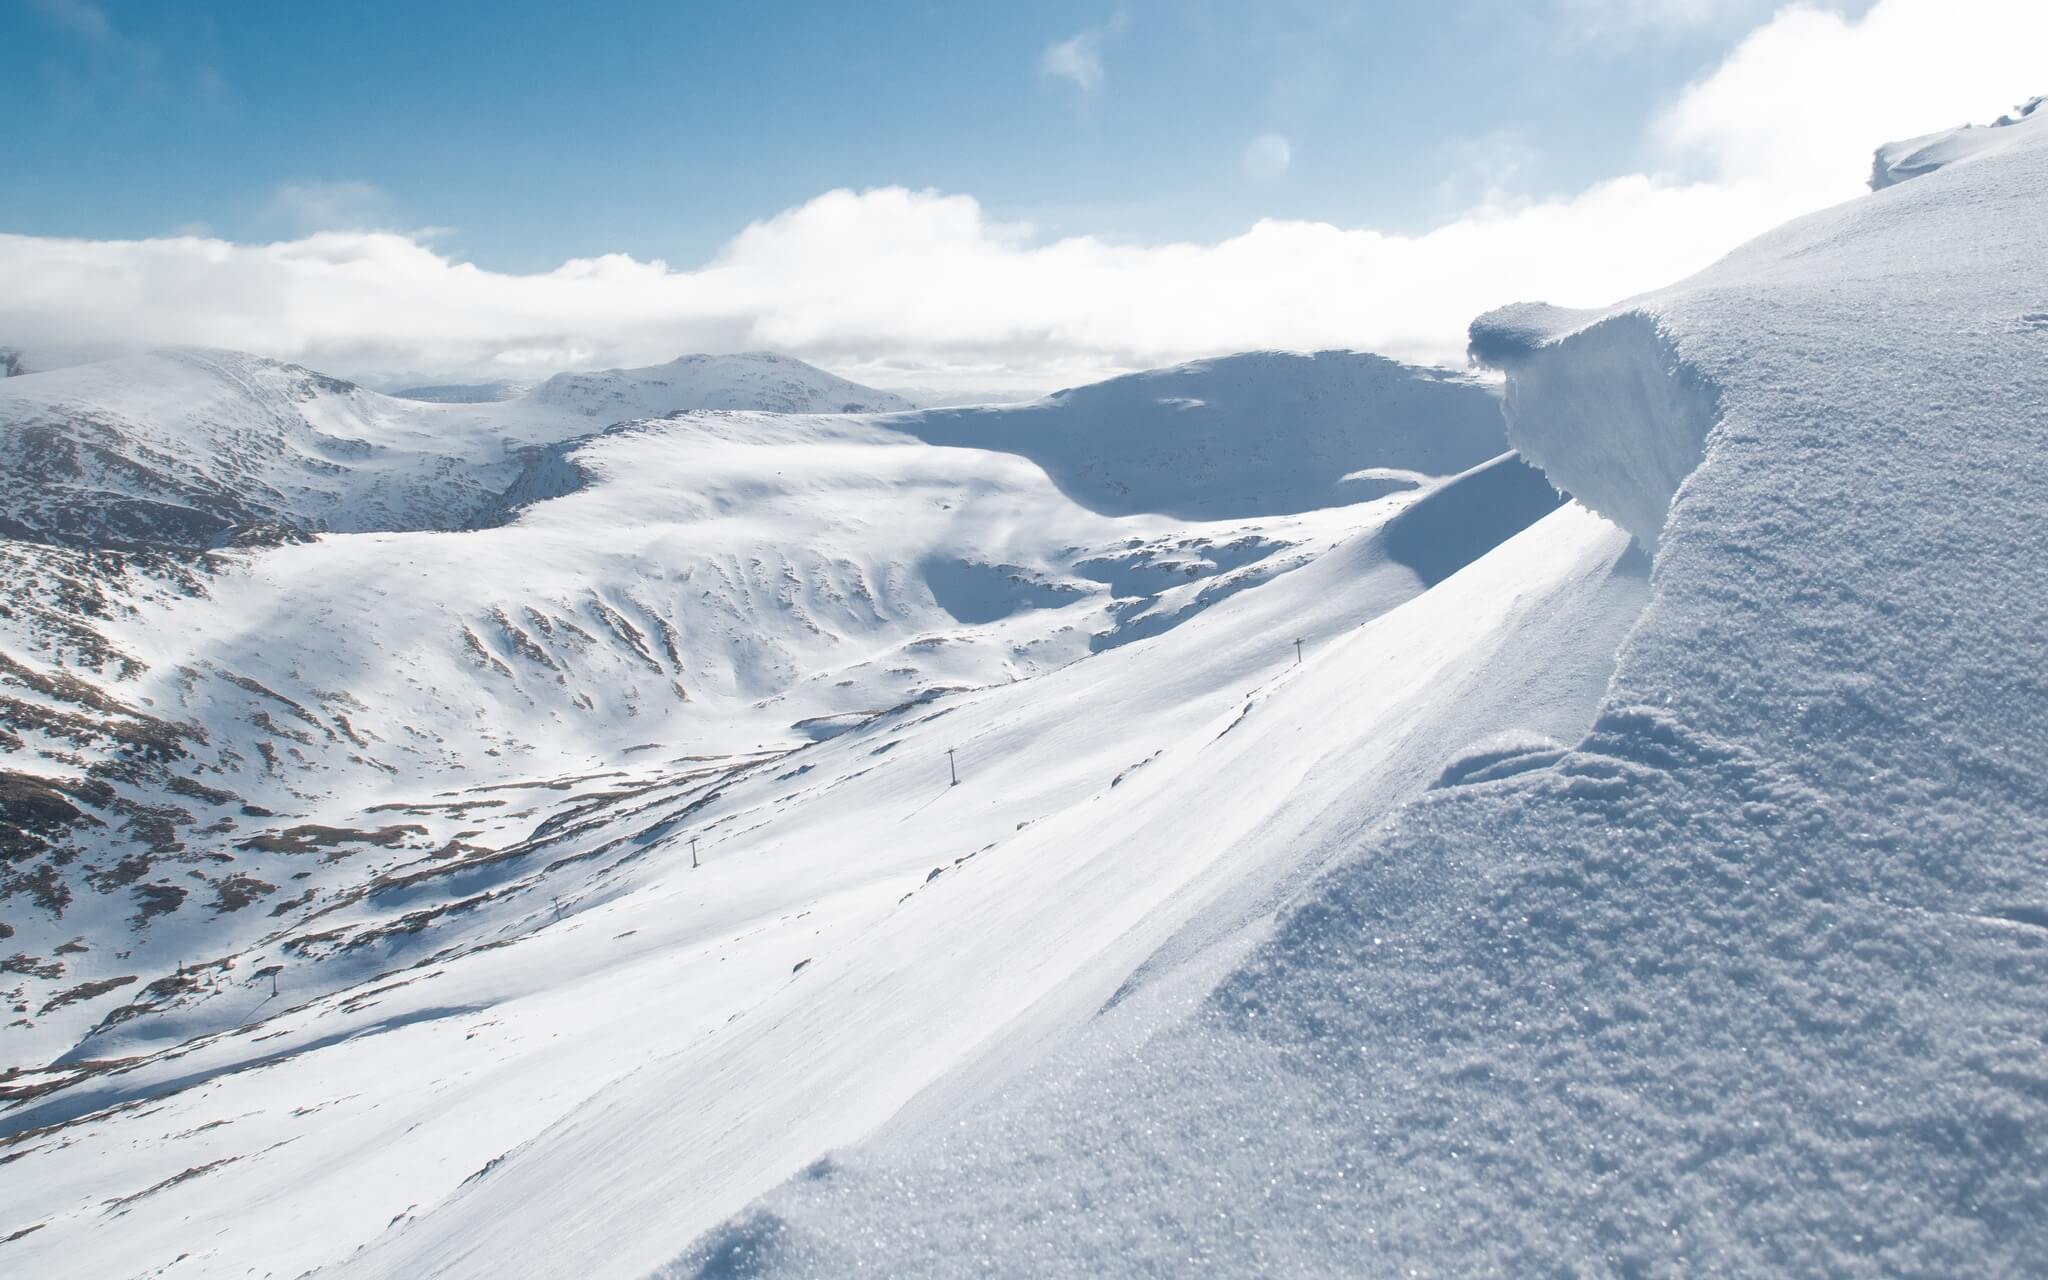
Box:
900, 350, 1504, 518
0, 348, 508, 545
526, 352, 914, 418
0, 334, 1593, 1275
384, 380, 530, 404
0, 348, 913, 546
651, 102, 2048, 1277
1870, 94, 2045, 189
0, 466, 1638, 1280
0, 347, 1508, 1082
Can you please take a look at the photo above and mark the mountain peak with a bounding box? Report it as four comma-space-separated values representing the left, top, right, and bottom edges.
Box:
525, 351, 913, 416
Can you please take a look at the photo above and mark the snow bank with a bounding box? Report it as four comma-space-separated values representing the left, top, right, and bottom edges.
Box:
1379, 450, 1565, 583
1871, 95, 2046, 189
666, 104, 2048, 1277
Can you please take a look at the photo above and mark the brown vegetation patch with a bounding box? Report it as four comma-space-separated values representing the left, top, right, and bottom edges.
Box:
235, 823, 426, 855
39, 974, 136, 1014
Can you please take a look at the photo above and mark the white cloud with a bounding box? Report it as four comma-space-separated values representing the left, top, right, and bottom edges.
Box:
1243, 134, 1293, 182
0, 180, 1787, 393
2, 0, 2042, 394
1040, 16, 1126, 94
263, 180, 397, 234
1657, 0, 2048, 202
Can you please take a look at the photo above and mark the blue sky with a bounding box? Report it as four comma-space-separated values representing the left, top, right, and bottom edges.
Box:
5, 0, 2036, 391
5, 0, 1830, 270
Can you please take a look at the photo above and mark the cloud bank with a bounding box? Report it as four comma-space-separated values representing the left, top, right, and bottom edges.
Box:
3, 0, 2043, 392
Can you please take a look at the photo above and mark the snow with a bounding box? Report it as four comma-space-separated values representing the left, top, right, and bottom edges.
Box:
1470, 306, 1718, 553
642, 101, 2048, 1277
526, 352, 915, 417
900, 350, 1504, 518
2, 104, 2042, 1280
0, 493, 1643, 1280
0, 347, 916, 543
1870, 94, 2046, 189
384, 380, 530, 404
1, 347, 1491, 1071
0, 335, 1581, 1280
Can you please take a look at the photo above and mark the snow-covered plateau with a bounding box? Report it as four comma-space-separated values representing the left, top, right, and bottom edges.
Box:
2, 105, 2044, 1278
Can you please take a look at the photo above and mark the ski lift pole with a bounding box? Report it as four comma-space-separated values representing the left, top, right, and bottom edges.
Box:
1294, 636, 1304, 665
948, 748, 959, 787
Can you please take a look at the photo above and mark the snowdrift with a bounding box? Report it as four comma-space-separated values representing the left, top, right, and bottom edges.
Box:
655, 106, 2048, 1276
1871, 94, 2045, 189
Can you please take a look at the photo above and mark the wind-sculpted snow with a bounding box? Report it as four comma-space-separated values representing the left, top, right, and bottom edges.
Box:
1469, 308, 1720, 554
1871, 94, 2045, 190
659, 112, 2048, 1276
1378, 450, 1566, 583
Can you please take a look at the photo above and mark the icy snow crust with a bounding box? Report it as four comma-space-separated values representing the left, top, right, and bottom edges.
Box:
664, 120, 2048, 1273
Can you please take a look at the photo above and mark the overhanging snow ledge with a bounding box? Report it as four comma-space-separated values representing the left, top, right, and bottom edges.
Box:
1468, 305, 1720, 554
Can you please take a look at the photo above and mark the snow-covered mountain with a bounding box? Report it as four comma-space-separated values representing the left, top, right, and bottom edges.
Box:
2, 107, 2043, 1280
0, 346, 1505, 1084
901, 350, 1504, 518
384, 379, 530, 404
525, 351, 915, 418
0, 347, 915, 547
